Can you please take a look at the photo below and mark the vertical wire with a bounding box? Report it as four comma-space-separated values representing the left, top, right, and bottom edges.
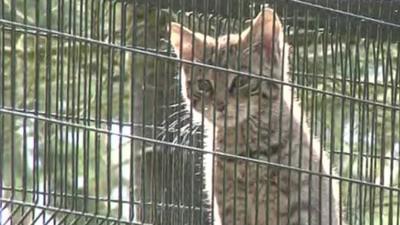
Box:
287, 5, 298, 224
347, 10, 356, 225
216, 14, 226, 225
68, 0, 75, 211
354, 11, 363, 225
130, 0, 138, 221
224, 2, 232, 224
10, 0, 16, 209
355, 13, 365, 225
230, 1, 239, 224
89, 0, 96, 215
105, 0, 115, 217
297, 6, 309, 225
208, 12, 215, 225
83, 0, 90, 214
363, 3, 371, 219
54, 0, 62, 215
0, 0, 4, 216
388, 7, 398, 225
194, 11, 203, 225
33, 0, 40, 209
115, 1, 126, 222
72, 0, 78, 212
293, 7, 302, 225
239, 1, 251, 224
119, 0, 127, 220
371, 20, 382, 225
76, 0, 84, 217
250, 2, 262, 224
260, 4, 270, 225
162, 0, 171, 222
337, 12, 346, 225
234, 0, 245, 224
213, 11, 223, 225
377, 4, 385, 224
197, 0, 206, 224
384, 5, 394, 225
395, 42, 400, 225
141, 0, 149, 222
210, 6, 221, 225
320, 10, 330, 225
64, 0, 72, 211
58, 0, 66, 212
354, 1, 365, 224
174, 5, 182, 225
87, 0, 99, 214
187, 10, 198, 225
368, 35, 377, 224
175, 7, 184, 225
378, 17, 390, 225
96, 0, 105, 215
345, 9, 355, 223
309, 7, 319, 225
179, 7, 187, 225
44, 0, 52, 211
363, 1, 374, 224
354, 2, 365, 221
329, 6, 342, 223
263, 4, 273, 225
152, 0, 160, 221
271, 2, 283, 223
361, 18, 371, 223
211, 6, 220, 225
188, 2, 196, 223
176, 1, 186, 224
288, 5, 296, 223
386, 15, 396, 225
181, 8, 189, 225
21, 0, 28, 207
362, 0, 372, 219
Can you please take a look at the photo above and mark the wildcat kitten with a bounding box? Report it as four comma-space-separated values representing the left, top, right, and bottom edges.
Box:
169, 8, 341, 225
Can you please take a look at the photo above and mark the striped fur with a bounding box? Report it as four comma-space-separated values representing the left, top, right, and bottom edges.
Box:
169, 8, 342, 225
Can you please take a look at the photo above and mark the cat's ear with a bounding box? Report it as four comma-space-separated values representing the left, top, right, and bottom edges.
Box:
241, 8, 283, 63
168, 23, 214, 61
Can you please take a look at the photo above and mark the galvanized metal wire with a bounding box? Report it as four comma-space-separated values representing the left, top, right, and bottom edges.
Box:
0, 0, 399, 225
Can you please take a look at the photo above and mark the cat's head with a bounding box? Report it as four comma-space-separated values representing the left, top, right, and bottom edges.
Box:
169, 8, 286, 127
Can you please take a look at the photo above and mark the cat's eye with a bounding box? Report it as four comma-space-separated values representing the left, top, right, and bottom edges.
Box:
231, 76, 249, 90
197, 79, 213, 92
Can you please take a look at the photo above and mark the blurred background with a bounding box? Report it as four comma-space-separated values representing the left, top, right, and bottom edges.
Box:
0, 0, 399, 224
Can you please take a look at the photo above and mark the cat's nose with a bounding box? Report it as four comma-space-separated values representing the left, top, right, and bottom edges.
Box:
216, 101, 226, 112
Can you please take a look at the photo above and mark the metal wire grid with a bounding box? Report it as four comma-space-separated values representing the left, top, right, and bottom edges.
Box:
0, 0, 399, 225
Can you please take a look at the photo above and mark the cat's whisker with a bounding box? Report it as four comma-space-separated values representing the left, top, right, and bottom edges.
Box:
169, 7, 342, 225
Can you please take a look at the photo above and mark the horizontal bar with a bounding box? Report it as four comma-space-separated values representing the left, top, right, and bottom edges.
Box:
0, 108, 399, 192
0, 19, 398, 110
1, 186, 204, 212
0, 198, 152, 225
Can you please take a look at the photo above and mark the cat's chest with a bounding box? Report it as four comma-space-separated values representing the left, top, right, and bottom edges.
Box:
215, 124, 259, 155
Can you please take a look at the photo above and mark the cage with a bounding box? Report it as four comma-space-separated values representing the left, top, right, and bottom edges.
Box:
0, 0, 399, 225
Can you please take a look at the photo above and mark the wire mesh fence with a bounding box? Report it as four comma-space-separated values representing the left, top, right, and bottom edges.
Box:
0, 0, 399, 225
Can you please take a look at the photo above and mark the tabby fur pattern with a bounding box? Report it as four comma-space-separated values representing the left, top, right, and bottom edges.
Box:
169, 8, 342, 225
